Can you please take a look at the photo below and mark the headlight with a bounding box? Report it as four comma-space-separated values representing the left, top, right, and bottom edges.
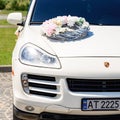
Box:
19, 44, 61, 68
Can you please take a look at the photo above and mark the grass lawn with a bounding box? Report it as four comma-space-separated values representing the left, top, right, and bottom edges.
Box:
0, 10, 14, 14
0, 27, 16, 65
0, 20, 12, 25
0, 10, 27, 16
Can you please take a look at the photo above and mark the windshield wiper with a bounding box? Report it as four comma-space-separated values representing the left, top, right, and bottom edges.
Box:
30, 21, 43, 25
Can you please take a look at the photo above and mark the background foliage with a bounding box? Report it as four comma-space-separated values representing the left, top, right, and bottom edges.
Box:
0, 0, 30, 10
0, 0, 30, 65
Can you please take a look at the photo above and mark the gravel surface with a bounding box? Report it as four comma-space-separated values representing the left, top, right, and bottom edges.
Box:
0, 72, 12, 120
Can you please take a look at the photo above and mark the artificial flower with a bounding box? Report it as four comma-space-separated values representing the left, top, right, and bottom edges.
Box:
41, 15, 89, 39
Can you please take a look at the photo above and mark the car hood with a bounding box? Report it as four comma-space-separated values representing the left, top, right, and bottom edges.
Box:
24, 25, 120, 57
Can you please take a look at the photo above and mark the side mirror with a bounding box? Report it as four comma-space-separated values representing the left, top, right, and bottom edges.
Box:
7, 12, 22, 25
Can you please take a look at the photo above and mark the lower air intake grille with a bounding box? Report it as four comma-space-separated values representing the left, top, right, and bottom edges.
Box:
67, 78, 120, 92
27, 74, 59, 97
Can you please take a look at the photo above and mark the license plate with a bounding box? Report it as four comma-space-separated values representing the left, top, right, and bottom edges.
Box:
82, 98, 120, 111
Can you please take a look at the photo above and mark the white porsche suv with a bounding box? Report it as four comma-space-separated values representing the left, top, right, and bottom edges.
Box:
7, 0, 120, 120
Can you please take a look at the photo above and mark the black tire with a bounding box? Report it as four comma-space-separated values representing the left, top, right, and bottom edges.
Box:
13, 112, 22, 120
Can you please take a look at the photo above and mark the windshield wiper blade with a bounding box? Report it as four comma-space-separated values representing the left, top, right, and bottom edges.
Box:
30, 22, 43, 25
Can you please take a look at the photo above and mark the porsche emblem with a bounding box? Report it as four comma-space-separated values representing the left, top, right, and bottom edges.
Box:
104, 62, 110, 68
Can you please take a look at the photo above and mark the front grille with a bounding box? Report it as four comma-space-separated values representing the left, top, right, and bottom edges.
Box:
26, 74, 60, 97
67, 78, 120, 92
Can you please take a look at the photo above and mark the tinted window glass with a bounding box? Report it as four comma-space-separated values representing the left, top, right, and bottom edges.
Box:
31, 0, 120, 25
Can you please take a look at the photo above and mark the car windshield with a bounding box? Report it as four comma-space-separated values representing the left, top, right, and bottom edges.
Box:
30, 0, 120, 25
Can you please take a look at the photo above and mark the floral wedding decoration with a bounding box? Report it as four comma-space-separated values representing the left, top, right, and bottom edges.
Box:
40, 15, 90, 41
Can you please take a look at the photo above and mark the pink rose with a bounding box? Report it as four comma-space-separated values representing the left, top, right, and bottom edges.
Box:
42, 20, 57, 36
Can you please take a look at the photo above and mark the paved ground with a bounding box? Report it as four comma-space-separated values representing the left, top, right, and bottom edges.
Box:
0, 25, 16, 28
0, 15, 7, 20
0, 72, 12, 120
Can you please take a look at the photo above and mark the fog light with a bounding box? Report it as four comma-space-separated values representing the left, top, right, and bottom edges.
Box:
21, 74, 29, 94
22, 74, 28, 81
25, 106, 34, 111
22, 80, 29, 87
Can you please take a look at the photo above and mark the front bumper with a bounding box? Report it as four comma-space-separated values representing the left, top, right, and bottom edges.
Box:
14, 105, 120, 120
13, 106, 39, 120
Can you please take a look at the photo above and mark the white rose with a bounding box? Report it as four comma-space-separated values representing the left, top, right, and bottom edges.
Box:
67, 15, 79, 27
82, 22, 89, 29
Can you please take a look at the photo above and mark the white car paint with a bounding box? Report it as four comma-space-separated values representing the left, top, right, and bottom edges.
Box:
7, 0, 120, 119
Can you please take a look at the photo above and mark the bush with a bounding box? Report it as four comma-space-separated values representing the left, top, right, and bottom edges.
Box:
5, 0, 18, 10
2, 0, 30, 11
18, 1, 29, 11
0, 0, 5, 9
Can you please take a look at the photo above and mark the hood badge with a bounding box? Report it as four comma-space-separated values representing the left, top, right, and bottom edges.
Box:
104, 62, 110, 68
